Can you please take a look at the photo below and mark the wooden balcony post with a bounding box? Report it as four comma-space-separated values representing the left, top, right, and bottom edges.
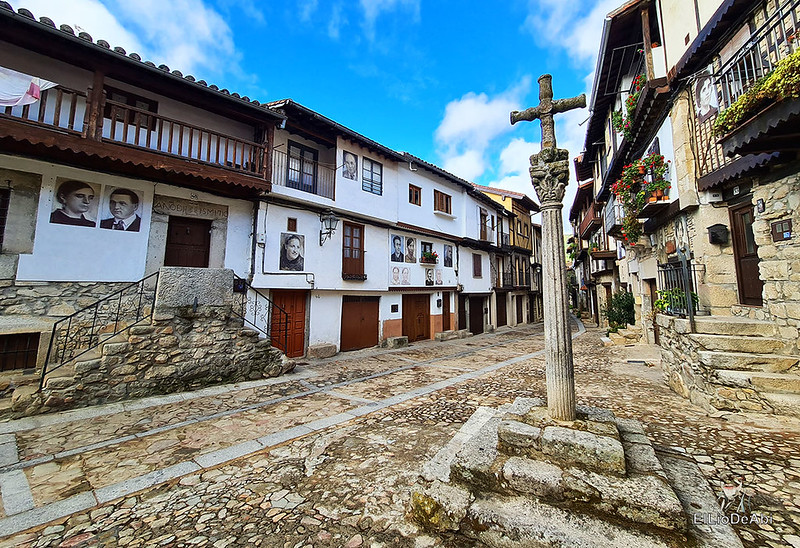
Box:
263, 123, 274, 183
85, 70, 105, 140
641, 7, 654, 81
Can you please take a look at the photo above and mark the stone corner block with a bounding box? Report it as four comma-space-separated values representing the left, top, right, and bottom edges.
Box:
155, 267, 234, 309
541, 426, 626, 476
382, 336, 409, 348
410, 480, 474, 533
498, 420, 542, 450
306, 344, 337, 359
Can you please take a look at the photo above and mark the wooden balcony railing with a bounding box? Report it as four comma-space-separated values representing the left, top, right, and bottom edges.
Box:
271, 148, 335, 200
1, 85, 268, 177
578, 203, 602, 239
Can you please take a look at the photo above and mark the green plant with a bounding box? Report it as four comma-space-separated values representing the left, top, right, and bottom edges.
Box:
714, 49, 800, 136
611, 73, 647, 141
601, 290, 636, 329
656, 288, 698, 314
610, 153, 671, 245
421, 250, 439, 262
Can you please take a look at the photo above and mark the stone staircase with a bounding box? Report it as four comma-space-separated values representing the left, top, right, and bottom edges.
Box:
608, 324, 642, 346
688, 316, 800, 417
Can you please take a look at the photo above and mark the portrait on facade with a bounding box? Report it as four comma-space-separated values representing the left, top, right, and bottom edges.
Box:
401, 267, 411, 285
100, 187, 142, 232
50, 179, 98, 227
279, 233, 304, 271
390, 266, 401, 285
443, 244, 453, 267
425, 268, 434, 286
342, 151, 358, 181
390, 234, 404, 262
405, 237, 416, 263
694, 66, 718, 123
435, 269, 443, 285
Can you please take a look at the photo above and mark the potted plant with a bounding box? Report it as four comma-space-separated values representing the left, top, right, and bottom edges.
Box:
611, 153, 671, 246
611, 73, 647, 141
421, 250, 438, 264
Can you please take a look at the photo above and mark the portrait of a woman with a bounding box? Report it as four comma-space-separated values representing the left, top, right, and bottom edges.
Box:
50, 180, 97, 227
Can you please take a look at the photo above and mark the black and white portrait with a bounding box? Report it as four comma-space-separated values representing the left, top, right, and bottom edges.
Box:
50, 179, 98, 227
390, 266, 401, 286
405, 237, 416, 263
435, 269, 443, 285
443, 244, 453, 268
425, 268, 434, 286
694, 67, 718, 123
100, 187, 142, 232
342, 151, 358, 181
390, 234, 404, 262
401, 267, 411, 285
279, 233, 304, 271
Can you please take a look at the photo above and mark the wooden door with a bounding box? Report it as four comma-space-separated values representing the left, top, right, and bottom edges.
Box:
341, 296, 379, 351
469, 296, 485, 335
496, 293, 507, 327
164, 216, 211, 267
516, 295, 524, 324
458, 294, 467, 330
731, 204, 763, 306
270, 290, 307, 358
402, 294, 430, 342
442, 292, 451, 331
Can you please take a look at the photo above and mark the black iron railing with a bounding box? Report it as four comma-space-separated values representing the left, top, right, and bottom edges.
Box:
41, 272, 159, 389
231, 276, 289, 354
657, 257, 702, 326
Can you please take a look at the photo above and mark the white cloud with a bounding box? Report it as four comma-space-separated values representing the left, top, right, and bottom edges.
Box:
328, 3, 345, 40
435, 77, 531, 182
359, 0, 420, 43
15, 0, 242, 81
300, 0, 318, 23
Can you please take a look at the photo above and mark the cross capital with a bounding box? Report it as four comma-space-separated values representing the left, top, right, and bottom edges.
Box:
510, 74, 586, 149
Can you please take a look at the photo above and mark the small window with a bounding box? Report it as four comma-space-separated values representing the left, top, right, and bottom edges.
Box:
0, 333, 39, 371
287, 218, 297, 232
480, 209, 488, 241
409, 184, 421, 206
517, 220, 523, 234
421, 241, 433, 255
434, 190, 452, 214
0, 188, 9, 252
342, 221, 366, 279
103, 86, 158, 130
362, 158, 383, 195
472, 253, 482, 278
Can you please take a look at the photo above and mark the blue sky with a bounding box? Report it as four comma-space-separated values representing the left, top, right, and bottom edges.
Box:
15, 0, 621, 211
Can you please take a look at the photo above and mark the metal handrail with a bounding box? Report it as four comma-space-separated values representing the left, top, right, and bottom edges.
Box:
40, 271, 159, 389
231, 276, 289, 354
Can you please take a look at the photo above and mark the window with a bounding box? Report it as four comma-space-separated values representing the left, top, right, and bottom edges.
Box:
362, 158, 383, 195
103, 86, 158, 130
421, 241, 433, 255
342, 221, 366, 279
434, 190, 451, 214
287, 141, 318, 193
517, 220, 523, 234
0, 188, 9, 252
0, 332, 39, 371
472, 253, 482, 278
409, 184, 421, 205
287, 218, 297, 232
480, 209, 488, 241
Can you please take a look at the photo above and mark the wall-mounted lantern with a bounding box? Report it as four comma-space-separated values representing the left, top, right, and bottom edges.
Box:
319, 209, 340, 246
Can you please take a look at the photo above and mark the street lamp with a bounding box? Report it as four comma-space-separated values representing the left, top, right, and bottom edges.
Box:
319, 209, 339, 246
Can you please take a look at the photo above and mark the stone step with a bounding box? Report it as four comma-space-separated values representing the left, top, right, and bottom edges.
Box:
692, 316, 777, 337
607, 332, 627, 345
762, 393, 800, 417
617, 328, 640, 340
714, 370, 800, 394
698, 351, 799, 373
688, 333, 787, 354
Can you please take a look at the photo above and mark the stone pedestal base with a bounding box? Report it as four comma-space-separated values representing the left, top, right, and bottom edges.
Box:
411, 398, 743, 548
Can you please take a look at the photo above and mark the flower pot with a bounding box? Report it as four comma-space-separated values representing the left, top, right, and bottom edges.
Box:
638, 165, 646, 174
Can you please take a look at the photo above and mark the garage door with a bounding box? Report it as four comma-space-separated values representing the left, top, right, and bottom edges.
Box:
341, 296, 379, 351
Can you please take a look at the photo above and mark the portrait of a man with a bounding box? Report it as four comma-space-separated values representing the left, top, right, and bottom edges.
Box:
50, 179, 98, 227
425, 268, 434, 286
435, 269, 443, 285
405, 237, 416, 263
390, 266, 401, 285
401, 267, 411, 285
390, 234, 404, 262
100, 187, 142, 232
343, 151, 358, 181
443, 244, 453, 268
279, 233, 304, 271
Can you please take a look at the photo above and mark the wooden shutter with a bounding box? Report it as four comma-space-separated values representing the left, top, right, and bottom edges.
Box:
342, 221, 365, 279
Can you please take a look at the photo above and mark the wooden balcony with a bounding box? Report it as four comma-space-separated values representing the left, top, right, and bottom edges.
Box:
578, 203, 602, 239
271, 148, 335, 200
0, 85, 269, 186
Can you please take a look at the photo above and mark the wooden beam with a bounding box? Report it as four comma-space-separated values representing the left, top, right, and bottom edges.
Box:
641, 7, 655, 81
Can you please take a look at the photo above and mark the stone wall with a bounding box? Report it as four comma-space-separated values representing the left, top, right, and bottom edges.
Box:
0, 280, 132, 317
656, 314, 770, 413
737, 171, 800, 353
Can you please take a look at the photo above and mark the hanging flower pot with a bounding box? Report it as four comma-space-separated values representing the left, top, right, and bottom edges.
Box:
638, 164, 646, 174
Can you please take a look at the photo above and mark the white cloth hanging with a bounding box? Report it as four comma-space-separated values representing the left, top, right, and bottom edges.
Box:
0, 66, 57, 107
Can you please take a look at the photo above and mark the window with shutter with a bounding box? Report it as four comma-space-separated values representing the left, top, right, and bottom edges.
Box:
342, 221, 366, 280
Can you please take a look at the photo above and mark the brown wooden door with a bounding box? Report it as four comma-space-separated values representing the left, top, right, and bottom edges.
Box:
442, 292, 451, 331
164, 216, 211, 267
403, 294, 430, 342
496, 293, 507, 327
271, 290, 307, 358
469, 296, 485, 335
516, 295, 524, 324
731, 204, 763, 306
341, 296, 379, 351
458, 294, 467, 330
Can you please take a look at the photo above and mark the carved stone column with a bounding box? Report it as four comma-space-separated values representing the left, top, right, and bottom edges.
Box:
529, 147, 575, 421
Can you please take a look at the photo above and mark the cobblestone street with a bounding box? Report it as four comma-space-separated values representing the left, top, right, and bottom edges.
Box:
1, 321, 799, 548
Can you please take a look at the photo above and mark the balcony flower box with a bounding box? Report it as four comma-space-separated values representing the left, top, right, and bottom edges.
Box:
420, 251, 439, 265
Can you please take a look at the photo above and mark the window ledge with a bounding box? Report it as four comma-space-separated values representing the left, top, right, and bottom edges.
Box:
342, 274, 367, 281
433, 210, 457, 219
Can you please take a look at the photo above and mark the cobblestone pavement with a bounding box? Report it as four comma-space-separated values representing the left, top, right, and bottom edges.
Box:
1, 322, 799, 548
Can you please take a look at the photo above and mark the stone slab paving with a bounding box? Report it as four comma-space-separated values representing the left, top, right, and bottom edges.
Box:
0, 321, 798, 547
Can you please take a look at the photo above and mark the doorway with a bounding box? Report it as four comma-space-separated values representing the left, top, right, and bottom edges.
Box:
270, 290, 307, 358
341, 296, 379, 351
403, 294, 430, 342
164, 216, 211, 267
442, 291, 451, 331
496, 293, 507, 327
458, 294, 467, 330
469, 296, 485, 335
730, 203, 763, 306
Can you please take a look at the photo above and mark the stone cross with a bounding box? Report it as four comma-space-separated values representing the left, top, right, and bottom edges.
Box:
510, 74, 586, 421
